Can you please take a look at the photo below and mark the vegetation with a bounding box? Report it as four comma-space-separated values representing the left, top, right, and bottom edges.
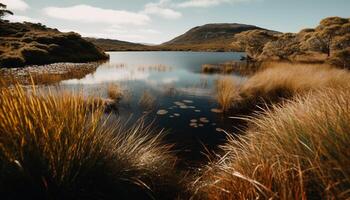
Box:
139, 91, 156, 111
232, 17, 350, 68
107, 84, 123, 101
215, 77, 240, 112
0, 3, 13, 19
85, 38, 154, 51
0, 20, 109, 68
201, 61, 262, 75
216, 62, 350, 113
0, 85, 183, 199
191, 87, 350, 199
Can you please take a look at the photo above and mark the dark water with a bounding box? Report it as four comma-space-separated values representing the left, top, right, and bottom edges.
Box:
60, 51, 245, 164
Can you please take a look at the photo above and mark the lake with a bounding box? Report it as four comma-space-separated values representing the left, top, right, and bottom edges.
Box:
60, 51, 245, 164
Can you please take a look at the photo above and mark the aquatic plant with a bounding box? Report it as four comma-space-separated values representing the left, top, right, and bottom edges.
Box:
0, 85, 183, 199
107, 83, 123, 101
138, 90, 156, 111
215, 77, 240, 112
192, 88, 350, 199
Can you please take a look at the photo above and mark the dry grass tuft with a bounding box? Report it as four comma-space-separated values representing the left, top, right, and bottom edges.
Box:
192, 88, 350, 199
107, 83, 123, 101
215, 77, 240, 112
0, 85, 183, 199
138, 91, 156, 111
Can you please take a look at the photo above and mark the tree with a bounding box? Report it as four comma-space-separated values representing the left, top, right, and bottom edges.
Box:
0, 3, 13, 19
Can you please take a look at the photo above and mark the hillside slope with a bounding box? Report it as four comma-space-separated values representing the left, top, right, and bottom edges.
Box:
232, 17, 350, 68
0, 21, 109, 68
85, 38, 154, 51
160, 23, 268, 51
89, 23, 269, 52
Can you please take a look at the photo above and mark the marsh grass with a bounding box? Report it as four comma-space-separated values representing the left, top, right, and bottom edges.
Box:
139, 91, 156, 111
192, 88, 350, 199
0, 85, 183, 199
202, 61, 261, 75
215, 77, 240, 112
217, 63, 350, 113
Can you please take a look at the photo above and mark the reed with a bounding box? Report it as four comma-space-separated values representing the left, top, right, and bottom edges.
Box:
191, 88, 350, 199
107, 83, 123, 101
138, 90, 156, 111
0, 85, 182, 199
215, 77, 240, 112
216, 63, 350, 113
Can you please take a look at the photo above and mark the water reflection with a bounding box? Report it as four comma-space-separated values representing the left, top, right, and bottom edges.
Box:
60, 51, 245, 162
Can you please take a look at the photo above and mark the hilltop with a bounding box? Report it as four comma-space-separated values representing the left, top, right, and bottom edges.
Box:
89, 23, 269, 52
0, 21, 109, 68
160, 23, 268, 51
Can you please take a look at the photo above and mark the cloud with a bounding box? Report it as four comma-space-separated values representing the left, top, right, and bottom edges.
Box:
177, 0, 251, 8
2, 0, 29, 11
61, 27, 161, 43
143, 0, 182, 19
4, 15, 40, 23
43, 5, 150, 26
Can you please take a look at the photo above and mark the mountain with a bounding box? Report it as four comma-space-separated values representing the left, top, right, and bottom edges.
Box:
85, 38, 154, 51
89, 23, 268, 52
0, 21, 108, 68
159, 23, 267, 51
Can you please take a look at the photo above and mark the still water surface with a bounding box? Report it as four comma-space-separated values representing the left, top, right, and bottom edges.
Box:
60, 51, 245, 162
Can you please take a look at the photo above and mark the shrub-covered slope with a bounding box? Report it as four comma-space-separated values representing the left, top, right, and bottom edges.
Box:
232, 17, 350, 68
0, 21, 109, 68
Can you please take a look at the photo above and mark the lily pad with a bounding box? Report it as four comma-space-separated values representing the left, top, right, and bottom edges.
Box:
157, 109, 168, 115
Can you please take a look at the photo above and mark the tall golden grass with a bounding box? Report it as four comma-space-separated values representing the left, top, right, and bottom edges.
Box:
216, 63, 350, 112
191, 88, 350, 199
215, 77, 240, 112
107, 83, 123, 101
0, 85, 182, 199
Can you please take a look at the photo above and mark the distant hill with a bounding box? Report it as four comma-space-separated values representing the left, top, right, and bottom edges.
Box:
159, 23, 267, 51
89, 23, 269, 52
85, 38, 154, 51
0, 21, 108, 68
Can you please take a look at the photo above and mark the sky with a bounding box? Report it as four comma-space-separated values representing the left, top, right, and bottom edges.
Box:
2, 0, 350, 44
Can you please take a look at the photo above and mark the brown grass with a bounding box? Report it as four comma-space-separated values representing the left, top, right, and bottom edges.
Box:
215, 77, 240, 112
202, 61, 261, 75
138, 90, 156, 111
191, 88, 350, 199
217, 62, 350, 112
0, 85, 183, 199
107, 83, 123, 101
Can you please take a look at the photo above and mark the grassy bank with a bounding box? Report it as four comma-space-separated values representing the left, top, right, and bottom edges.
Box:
0, 85, 183, 199
192, 87, 350, 199
0, 21, 109, 68
216, 63, 350, 113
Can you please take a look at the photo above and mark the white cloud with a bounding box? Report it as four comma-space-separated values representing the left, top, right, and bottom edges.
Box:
60, 27, 161, 43
177, 0, 251, 8
143, 0, 182, 19
43, 4, 150, 26
4, 15, 40, 23
2, 0, 29, 11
